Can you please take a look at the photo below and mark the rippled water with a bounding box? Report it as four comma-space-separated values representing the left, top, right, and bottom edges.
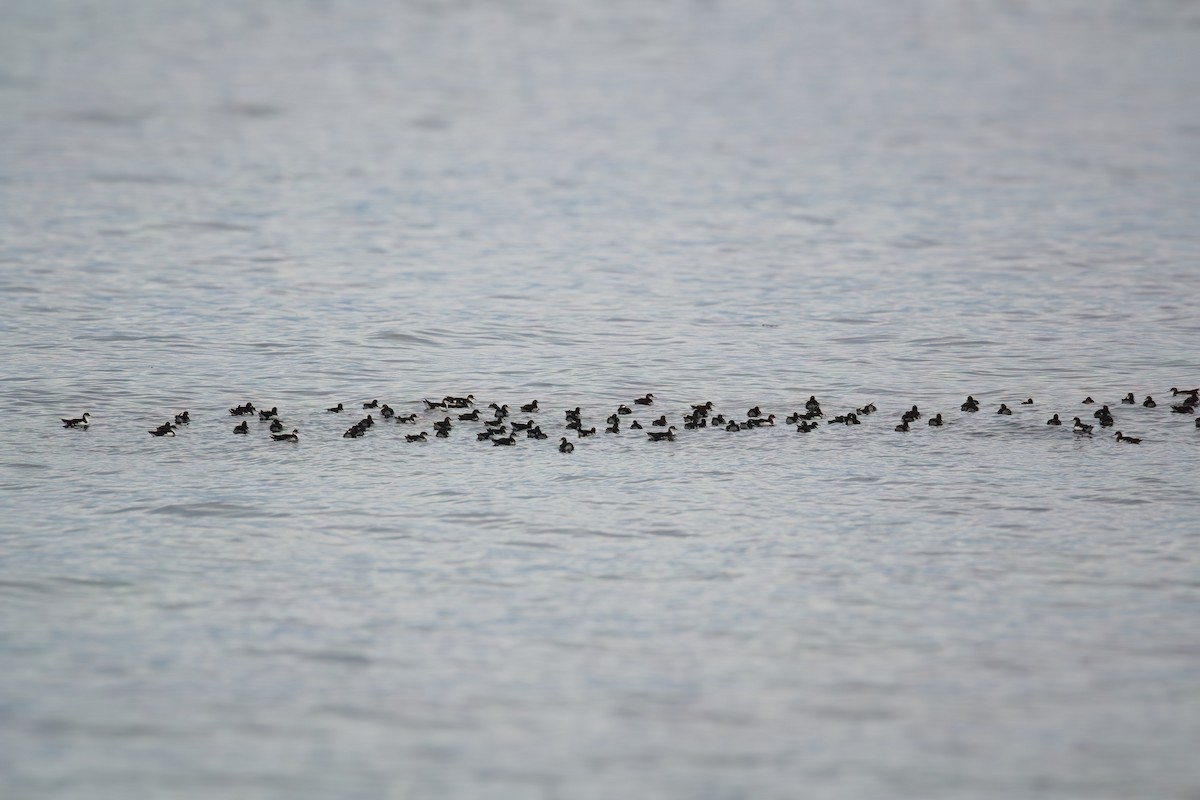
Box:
2, 1, 1200, 797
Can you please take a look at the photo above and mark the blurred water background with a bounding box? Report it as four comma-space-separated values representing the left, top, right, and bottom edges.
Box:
1, 0, 1199, 797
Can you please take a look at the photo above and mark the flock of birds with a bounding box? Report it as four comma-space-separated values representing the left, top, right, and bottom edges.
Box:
58, 387, 1200, 450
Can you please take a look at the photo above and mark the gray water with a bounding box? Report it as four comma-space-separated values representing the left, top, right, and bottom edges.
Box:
2, 1, 1200, 798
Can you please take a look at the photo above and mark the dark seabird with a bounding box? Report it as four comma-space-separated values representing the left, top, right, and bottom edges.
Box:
492, 435, 517, 446
458, 409, 480, 421
406, 432, 428, 442
62, 413, 91, 429
606, 421, 620, 433
895, 420, 910, 432
902, 406, 921, 422
1047, 414, 1062, 425
1021, 398, 1034, 405
558, 437, 574, 453
149, 425, 176, 437
806, 396, 821, 412
174, 411, 190, 425
233, 421, 248, 434
269, 419, 284, 433
1072, 417, 1093, 434
1114, 431, 1141, 444
1143, 396, 1156, 408
1121, 393, 1135, 404
272, 429, 299, 442
647, 426, 676, 441
725, 421, 740, 432
327, 403, 343, 413
577, 427, 597, 437
229, 403, 255, 416
961, 396, 979, 412
634, 394, 655, 405
363, 399, 379, 408
1082, 396, 1095, 405
380, 404, 395, 419
630, 420, 643, 429
423, 398, 447, 410
928, 413, 944, 427
997, 404, 1012, 415
259, 406, 279, 420
651, 415, 668, 427
1170, 387, 1200, 398
617, 404, 632, 415
520, 400, 539, 413
747, 406, 762, 418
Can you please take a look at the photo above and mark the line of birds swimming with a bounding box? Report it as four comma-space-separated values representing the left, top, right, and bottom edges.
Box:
60, 387, 1200, 449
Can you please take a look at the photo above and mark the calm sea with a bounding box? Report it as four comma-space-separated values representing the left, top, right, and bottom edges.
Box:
2, 1, 1199, 797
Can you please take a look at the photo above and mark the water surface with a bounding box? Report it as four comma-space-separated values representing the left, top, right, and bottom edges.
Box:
2, 1, 1199, 797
